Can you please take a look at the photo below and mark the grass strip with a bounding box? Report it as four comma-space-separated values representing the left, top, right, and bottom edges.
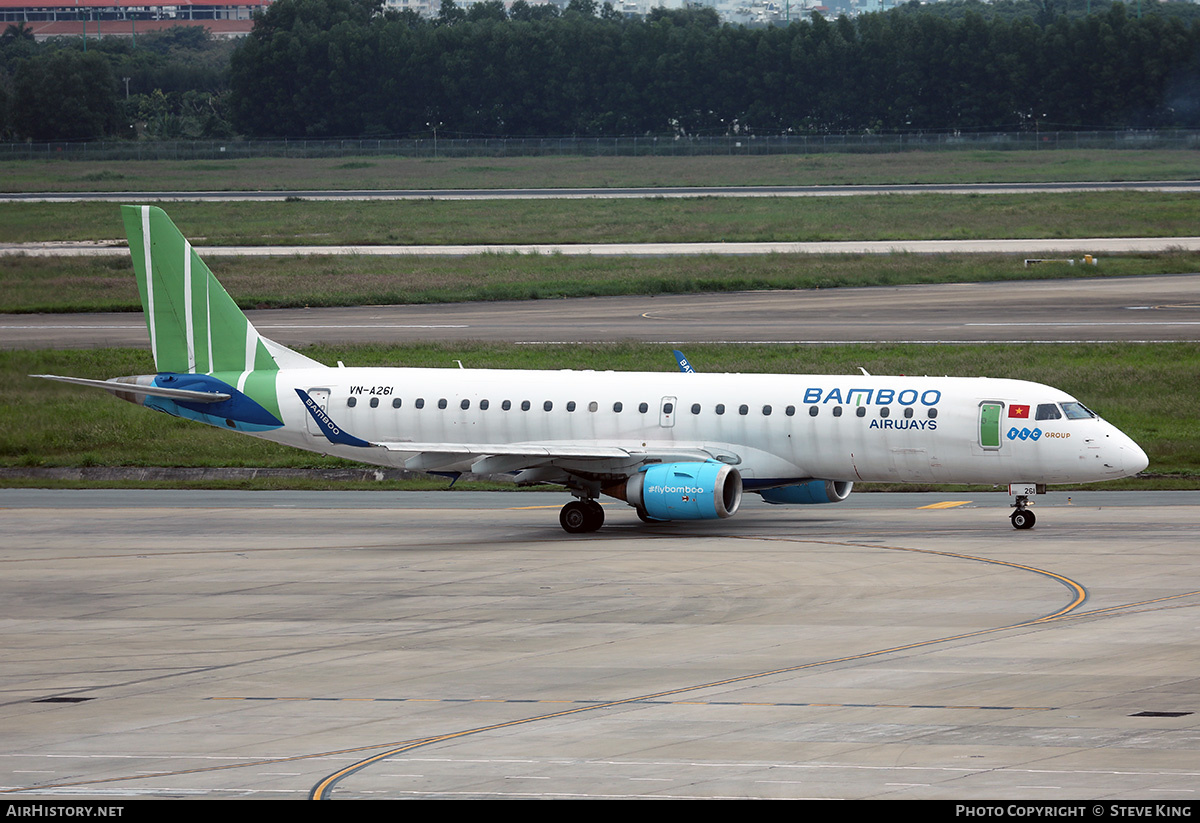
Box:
3, 150, 1198, 193
3, 192, 1198, 246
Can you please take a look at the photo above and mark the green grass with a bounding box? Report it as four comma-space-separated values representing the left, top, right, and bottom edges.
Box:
2, 150, 1197, 193
4, 343, 1196, 489
4, 192, 1197, 246
4, 251, 1197, 314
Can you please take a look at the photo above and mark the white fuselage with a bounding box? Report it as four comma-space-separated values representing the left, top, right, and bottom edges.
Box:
256, 367, 1147, 488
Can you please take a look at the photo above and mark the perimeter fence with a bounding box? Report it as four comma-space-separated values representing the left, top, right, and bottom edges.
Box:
4, 130, 1199, 162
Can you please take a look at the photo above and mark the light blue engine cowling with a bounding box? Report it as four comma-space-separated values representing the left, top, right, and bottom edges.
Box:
759, 480, 854, 505
626, 462, 743, 521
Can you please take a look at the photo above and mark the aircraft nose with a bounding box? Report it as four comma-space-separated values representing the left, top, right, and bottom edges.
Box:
1127, 440, 1150, 476
1107, 429, 1149, 477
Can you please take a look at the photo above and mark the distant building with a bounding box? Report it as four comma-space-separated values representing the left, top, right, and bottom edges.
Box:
382, 0, 438, 16
0, 0, 270, 38
0, 0, 909, 38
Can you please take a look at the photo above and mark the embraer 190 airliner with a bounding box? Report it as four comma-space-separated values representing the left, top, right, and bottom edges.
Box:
38, 206, 1148, 533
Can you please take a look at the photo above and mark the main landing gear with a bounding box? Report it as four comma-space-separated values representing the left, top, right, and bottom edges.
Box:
1010, 494, 1036, 530
560, 499, 605, 534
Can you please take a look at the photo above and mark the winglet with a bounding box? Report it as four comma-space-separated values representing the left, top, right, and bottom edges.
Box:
673, 350, 696, 374
295, 389, 372, 447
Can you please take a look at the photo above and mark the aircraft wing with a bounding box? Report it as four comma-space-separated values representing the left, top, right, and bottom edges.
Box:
375, 441, 631, 472
294, 388, 729, 472
376, 442, 630, 458
377, 442, 722, 472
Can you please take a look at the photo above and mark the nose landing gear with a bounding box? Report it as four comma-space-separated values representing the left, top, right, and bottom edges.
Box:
1010, 494, 1036, 530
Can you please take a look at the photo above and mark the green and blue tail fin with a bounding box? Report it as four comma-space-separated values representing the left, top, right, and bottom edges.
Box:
37, 207, 320, 433
121, 205, 319, 375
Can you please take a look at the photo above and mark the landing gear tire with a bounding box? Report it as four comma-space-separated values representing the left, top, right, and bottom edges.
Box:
560, 500, 604, 534
584, 499, 604, 531
1010, 510, 1036, 530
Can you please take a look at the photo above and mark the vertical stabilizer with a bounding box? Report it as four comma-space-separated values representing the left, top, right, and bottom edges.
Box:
121, 205, 318, 374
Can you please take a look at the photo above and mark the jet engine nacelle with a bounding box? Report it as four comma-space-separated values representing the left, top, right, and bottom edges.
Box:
759, 480, 854, 505
626, 462, 743, 521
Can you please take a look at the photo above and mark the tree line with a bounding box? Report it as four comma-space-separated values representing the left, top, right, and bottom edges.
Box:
0, 24, 236, 141
228, 0, 1200, 137
3, 0, 1199, 141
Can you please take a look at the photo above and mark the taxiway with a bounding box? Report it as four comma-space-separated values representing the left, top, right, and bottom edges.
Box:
3, 274, 1198, 349
1, 490, 1198, 799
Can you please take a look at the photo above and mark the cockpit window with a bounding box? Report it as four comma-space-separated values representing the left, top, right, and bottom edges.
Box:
1035, 403, 1062, 421
1061, 402, 1096, 420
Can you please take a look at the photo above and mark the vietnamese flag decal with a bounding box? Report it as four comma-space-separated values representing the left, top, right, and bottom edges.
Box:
1009, 404, 1031, 419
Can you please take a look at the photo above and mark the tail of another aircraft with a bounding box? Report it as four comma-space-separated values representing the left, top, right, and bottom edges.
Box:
121, 205, 318, 374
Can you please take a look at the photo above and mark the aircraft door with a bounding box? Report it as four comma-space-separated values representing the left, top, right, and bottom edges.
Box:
978, 401, 1003, 451
659, 396, 676, 428
305, 388, 331, 437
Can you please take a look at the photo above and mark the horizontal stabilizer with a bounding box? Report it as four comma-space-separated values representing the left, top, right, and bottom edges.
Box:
33, 374, 231, 403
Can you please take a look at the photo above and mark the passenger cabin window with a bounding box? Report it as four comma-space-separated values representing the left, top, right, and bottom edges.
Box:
613, 402, 623, 413
691, 404, 701, 415
347, 397, 357, 407
392, 398, 402, 409
762, 405, 772, 416
738, 404, 749, 416
501, 400, 511, 411
461, 399, 470, 410
521, 400, 531, 411
716, 404, 725, 415
1036, 403, 1062, 420
544, 401, 553, 412
903, 407, 913, 418
638, 402, 649, 413
928, 408, 937, 419
809, 406, 819, 417
370, 397, 379, 408
786, 406, 795, 416
663, 402, 673, 415
567, 401, 576, 412
832, 406, 842, 417
588, 402, 599, 412
438, 398, 448, 409
415, 398, 425, 409
856, 407, 866, 418
480, 400, 489, 411
879, 407, 890, 418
